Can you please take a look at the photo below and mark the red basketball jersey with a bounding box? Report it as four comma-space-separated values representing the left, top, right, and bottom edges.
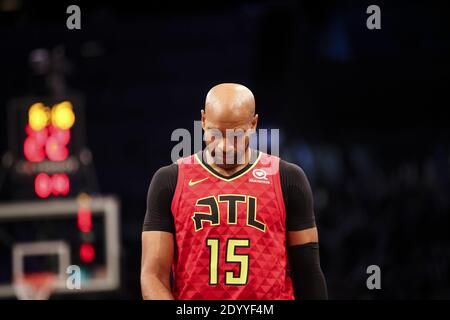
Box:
170, 150, 295, 300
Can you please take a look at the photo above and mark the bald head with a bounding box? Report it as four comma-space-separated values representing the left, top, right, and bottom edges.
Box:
204, 83, 255, 122
201, 83, 258, 169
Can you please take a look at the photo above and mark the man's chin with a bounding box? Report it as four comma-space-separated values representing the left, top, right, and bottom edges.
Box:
214, 162, 240, 170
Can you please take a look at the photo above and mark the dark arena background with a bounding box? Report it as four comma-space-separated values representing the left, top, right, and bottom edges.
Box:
0, 0, 449, 300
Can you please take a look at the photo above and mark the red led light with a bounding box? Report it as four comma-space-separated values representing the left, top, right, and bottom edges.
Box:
34, 173, 70, 198
24, 123, 71, 163
77, 207, 92, 233
26, 125, 48, 146
48, 125, 71, 145
80, 243, 95, 263
34, 173, 52, 198
51, 173, 70, 196
24, 136, 46, 162
24, 125, 48, 162
45, 136, 68, 161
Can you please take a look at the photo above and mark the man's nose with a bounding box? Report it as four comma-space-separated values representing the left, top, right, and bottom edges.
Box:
215, 139, 235, 153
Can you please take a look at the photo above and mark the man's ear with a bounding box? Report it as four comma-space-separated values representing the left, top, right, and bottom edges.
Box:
252, 114, 259, 130
201, 109, 206, 130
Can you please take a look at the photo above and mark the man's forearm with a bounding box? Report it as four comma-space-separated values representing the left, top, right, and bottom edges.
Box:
287, 242, 328, 300
141, 274, 175, 300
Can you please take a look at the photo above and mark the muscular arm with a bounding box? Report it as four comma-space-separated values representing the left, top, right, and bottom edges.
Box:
141, 231, 175, 300
280, 160, 328, 300
141, 164, 178, 300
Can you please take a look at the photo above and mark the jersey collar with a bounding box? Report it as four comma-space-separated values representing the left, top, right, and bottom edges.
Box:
194, 148, 261, 182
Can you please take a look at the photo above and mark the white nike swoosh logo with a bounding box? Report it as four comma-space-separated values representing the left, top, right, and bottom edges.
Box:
188, 177, 208, 186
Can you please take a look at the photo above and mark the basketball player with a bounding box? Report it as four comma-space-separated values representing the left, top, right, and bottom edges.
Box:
141, 83, 328, 300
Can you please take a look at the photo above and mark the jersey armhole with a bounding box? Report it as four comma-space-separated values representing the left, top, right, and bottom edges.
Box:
170, 160, 184, 218
272, 157, 287, 228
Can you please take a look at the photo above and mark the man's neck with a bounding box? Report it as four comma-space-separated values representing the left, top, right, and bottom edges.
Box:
204, 148, 252, 177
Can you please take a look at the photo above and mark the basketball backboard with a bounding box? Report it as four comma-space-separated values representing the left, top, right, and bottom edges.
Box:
0, 196, 120, 299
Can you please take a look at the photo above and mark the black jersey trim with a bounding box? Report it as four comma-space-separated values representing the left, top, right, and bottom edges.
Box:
194, 148, 261, 182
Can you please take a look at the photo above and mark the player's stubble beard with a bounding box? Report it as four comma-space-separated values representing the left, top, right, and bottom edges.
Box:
205, 136, 251, 172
